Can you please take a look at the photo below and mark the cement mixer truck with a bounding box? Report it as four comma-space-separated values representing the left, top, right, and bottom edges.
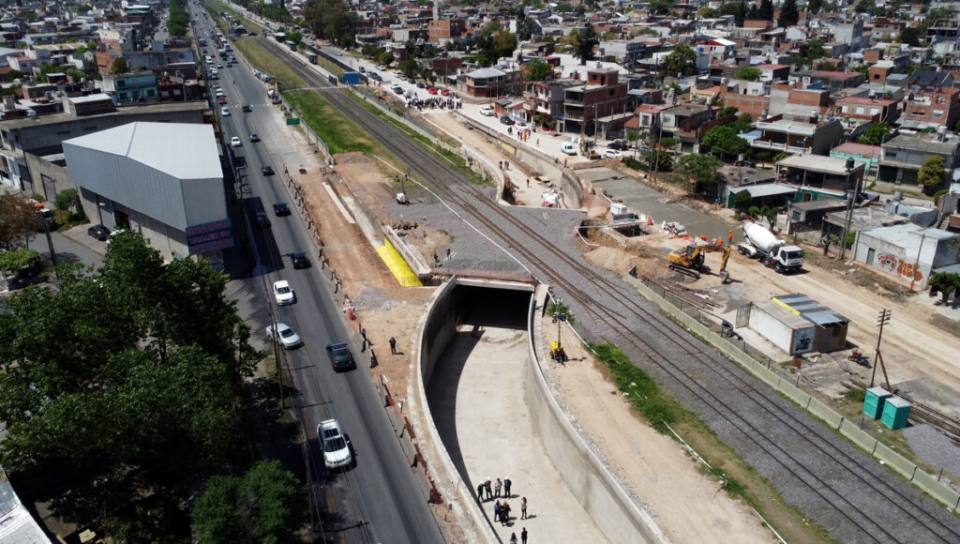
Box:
737, 223, 805, 274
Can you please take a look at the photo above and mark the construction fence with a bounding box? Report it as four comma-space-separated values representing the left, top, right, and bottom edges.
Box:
623, 273, 960, 514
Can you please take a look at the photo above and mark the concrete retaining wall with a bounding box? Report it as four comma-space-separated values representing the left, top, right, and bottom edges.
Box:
524, 287, 667, 544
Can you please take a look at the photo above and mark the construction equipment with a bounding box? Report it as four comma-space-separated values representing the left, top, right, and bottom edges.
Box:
549, 340, 568, 363
738, 222, 804, 274
718, 245, 732, 284
666, 243, 709, 278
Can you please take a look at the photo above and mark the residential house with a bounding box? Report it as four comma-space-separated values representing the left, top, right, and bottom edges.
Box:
899, 72, 960, 130
853, 224, 959, 289
459, 66, 522, 98
878, 132, 960, 185
831, 142, 882, 177
658, 103, 716, 150
523, 79, 574, 127
777, 154, 866, 194
747, 115, 844, 156
101, 72, 159, 104
427, 18, 465, 44
561, 68, 630, 136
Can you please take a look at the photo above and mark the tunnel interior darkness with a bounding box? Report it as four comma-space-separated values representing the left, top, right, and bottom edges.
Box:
451, 285, 531, 330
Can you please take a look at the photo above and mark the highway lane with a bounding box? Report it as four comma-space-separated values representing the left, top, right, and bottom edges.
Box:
191, 10, 444, 544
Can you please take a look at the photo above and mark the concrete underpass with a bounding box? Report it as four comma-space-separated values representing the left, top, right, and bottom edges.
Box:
421, 283, 608, 544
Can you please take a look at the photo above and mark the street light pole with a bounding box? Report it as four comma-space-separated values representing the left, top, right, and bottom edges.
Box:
838, 157, 856, 260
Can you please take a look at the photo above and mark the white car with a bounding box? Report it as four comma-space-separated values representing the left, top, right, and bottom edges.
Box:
221, 106, 230, 116
230, 136, 241, 147
318, 419, 352, 469
266, 323, 302, 349
215, 89, 225, 97
273, 280, 295, 305
479, 105, 494, 116
561, 142, 578, 155
603, 148, 622, 159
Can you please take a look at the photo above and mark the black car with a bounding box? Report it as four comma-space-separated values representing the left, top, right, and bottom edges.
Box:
290, 252, 311, 269
242, 104, 252, 112
607, 139, 627, 150
326, 342, 356, 372
500, 116, 515, 126
249, 132, 260, 142
255, 211, 270, 228
273, 202, 291, 216
261, 165, 275, 176
87, 224, 110, 241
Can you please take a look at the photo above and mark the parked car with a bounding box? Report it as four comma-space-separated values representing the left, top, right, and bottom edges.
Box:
261, 165, 275, 176
220, 106, 230, 116
290, 252, 311, 269
318, 419, 353, 469
500, 116, 515, 126
266, 323, 302, 349
391, 84, 404, 95
479, 105, 494, 116
602, 148, 622, 159
326, 342, 356, 372
440, 89, 449, 96
242, 104, 252, 112
426, 87, 438, 95
249, 132, 260, 142
273, 202, 291, 216
561, 142, 578, 155
87, 224, 110, 241
230, 136, 241, 147
416, 81, 425, 88
273, 279, 296, 305
607, 139, 627, 151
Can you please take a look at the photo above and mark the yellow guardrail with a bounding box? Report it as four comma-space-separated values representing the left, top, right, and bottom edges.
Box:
376, 239, 422, 287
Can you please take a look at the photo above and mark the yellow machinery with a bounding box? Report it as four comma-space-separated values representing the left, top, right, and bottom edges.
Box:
666, 231, 734, 282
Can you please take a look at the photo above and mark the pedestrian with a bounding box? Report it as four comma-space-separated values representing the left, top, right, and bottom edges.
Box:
495, 478, 502, 497
521, 527, 528, 544
485, 479, 493, 500
494, 501, 501, 523
477, 483, 484, 502
504, 478, 512, 497
521, 496, 527, 519
389, 336, 397, 354
501, 501, 511, 525
510, 533, 518, 544
526, 177, 530, 187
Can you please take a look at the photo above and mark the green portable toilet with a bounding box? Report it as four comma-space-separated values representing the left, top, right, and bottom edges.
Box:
880, 396, 911, 430
863, 387, 891, 420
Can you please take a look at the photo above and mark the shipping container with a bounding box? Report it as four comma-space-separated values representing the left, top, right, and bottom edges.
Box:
747, 301, 816, 356
341, 71, 362, 86
881, 396, 911, 430
863, 387, 891, 420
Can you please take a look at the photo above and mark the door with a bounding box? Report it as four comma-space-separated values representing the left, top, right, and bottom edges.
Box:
866, 248, 876, 266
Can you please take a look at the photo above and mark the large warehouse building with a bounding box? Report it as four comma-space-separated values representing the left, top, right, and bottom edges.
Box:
63, 122, 233, 263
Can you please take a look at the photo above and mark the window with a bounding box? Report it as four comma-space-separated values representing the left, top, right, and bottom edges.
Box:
933, 110, 944, 118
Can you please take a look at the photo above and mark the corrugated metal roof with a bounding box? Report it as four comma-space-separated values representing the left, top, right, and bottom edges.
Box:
772, 294, 849, 325
63, 122, 222, 181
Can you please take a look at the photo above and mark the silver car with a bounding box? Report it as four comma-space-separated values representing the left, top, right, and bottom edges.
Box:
266, 322, 302, 349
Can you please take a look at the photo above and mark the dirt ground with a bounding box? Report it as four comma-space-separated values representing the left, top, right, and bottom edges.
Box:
541, 323, 774, 543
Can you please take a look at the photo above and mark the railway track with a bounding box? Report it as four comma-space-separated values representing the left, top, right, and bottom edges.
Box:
259, 37, 960, 543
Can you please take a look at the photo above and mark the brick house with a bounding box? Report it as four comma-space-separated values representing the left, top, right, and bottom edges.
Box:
459, 67, 522, 98
899, 71, 960, 130
427, 18, 465, 44
562, 69, 630, 136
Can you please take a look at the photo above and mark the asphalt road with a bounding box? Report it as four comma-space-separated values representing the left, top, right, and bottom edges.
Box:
191, 9, 443, 544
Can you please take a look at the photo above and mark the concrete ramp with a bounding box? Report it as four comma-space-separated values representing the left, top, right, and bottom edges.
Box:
376, 239, 423, 287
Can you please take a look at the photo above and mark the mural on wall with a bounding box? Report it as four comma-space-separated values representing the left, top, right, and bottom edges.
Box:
877, 253, 924, 281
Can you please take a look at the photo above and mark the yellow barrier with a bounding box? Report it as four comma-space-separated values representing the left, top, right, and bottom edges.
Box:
376, 240, 423, 287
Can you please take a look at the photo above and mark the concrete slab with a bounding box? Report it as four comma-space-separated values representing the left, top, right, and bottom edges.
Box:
426, 326, 608, 544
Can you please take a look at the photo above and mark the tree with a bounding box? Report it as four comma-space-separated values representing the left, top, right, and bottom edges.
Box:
0, 195, 39, 251
734, 66, 761, 81
858, 122, 891, 145
808, 0, 823, 14
757, 0, 774, 20
53, 188, 78, 212
732, 113, 753, 133
398, 59, 419, 80
110, 57, 129, 74
649, 0, 675, 14
303, 0, 358, 46
663, 44, 698, 77
477, 22, 517, 66
918, 155, 946, 192
643, 150, 673, 171
287, 31, 303, 45
0, 233, 257, 540
192, 460, 305, 543
701, 125, 749, 160
0, 248, 39, 274
524, 58, 553, 81
675, 154, 723, 189
778, 0, 799, 27
732, 188, 753, 211
571, 23, 599, 65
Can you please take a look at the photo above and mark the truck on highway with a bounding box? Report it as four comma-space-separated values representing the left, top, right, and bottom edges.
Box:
737, 222, 804, 273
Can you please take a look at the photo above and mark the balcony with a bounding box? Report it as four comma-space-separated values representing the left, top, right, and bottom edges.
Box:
751, 139, 808, 154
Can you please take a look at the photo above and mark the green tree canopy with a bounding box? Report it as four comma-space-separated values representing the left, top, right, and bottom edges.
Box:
675, 154, 724, 188
53, 188, 78, 212
0, 233, 258, 539
477, 22, 517, 66
0, 195, 40, 251
398, 58, 419, 79
778, 0, 799, 26
110, 57, 129, 74
303, 0, 358, 46
858, 122, 891, 145
643, 150, 673, 171
701, 125, 750, 159
571, 23, 599, 65
524, 58, 554, 81
734, 66, 761, 81
192, 460, 305, 543
918, 155, 946, 191
808, 0, 823, 14
663, 44, 698, 77
757, 0, 774, 20
0, 248, 39, 273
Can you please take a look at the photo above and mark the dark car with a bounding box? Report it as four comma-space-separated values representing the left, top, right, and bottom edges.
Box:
261, 165, 275, 176
326, 342, 356, 372
273, 202, 291, 216
249, 132, 260, 142
242, 104, 252, 112
255, 211, 270, 228
367, 72, 382, 82
607, 139, 627, 150
87, 224, 110, 241
290, 252, 311, 269
500, 116, 515, 126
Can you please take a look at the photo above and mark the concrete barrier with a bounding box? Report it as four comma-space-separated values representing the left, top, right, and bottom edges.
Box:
912, 469, 960, 510
874, 441, 918, 480
525, 287, 667, 544
807, 398, 844, 430
838, 419, 879, 453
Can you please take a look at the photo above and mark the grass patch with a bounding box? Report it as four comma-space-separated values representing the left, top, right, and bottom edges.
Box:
284, 91, 374, 154
202, 0, 260, 33
315, 56, 344, 78
589, 341, 838, 543
233, 37, 304, 89
843, 387, 866, 404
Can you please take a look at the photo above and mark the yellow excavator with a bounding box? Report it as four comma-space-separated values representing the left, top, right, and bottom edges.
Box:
666, 232, 734, 283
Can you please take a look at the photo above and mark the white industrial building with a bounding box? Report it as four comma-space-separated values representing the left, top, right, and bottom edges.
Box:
853, 224, 959, 289
63, 122, 233, 263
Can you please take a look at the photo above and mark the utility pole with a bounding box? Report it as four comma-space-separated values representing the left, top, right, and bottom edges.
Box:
870, 309, 892, 390
41, 215, 59, 284
838, 158, 856, 260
